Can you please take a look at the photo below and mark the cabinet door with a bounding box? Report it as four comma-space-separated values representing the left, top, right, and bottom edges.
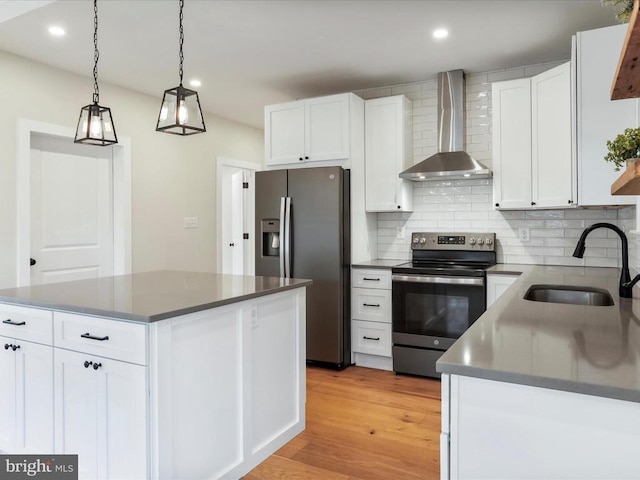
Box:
305, 94, 350, 162
15, 340, 53, 453
0, 335, 17, 452
365, 96, 413, 212
0, 336, 54, 454
577, 25, 636, 206
532, 62, 574, 208
55, 348, 148, 480
492, 79, 532, 209
486, 275, 518, 308
264, 101, 305, 166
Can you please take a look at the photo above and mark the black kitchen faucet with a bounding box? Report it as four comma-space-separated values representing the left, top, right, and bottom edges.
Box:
572, 223, 640, 298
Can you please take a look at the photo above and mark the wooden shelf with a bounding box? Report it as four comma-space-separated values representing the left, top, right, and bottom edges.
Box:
611, 160, 640, 194
611, 0, 640, 100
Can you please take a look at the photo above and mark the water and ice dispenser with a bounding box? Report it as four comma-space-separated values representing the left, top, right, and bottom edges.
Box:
261, 219, 280, 257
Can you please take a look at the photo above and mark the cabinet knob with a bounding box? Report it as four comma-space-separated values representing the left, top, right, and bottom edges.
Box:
568, 199, 573, 204
93, 362, 102, 370
4, 344, 10, 350
397, 205, 401, 209
304, 156, 309, 160
84, 361, 93, 369
495, 203, 500, 207
11, 344, 19, 351
531, 201, 536, 206
299, 157, 303, 161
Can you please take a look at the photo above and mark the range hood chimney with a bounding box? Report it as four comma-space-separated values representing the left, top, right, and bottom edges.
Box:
400, 70, 492, 181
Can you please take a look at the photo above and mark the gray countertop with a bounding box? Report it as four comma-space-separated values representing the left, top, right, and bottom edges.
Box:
352, 259, 407, 269
437, 265, 640, 403
0, 270, 312, 323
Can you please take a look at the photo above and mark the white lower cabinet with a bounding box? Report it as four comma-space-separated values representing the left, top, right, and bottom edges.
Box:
351, 268, 393, 370
0, 336, 53, 454
352, 320, 391, 357
441, 374, 640, 479
486, 274, 519, 308
54, 348, 147, 480
0, 287, 306, 480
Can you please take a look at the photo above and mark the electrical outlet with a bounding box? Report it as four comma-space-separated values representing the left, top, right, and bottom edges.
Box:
396, 226, 405, 239
518, 227, 530, 242
183, 216, 199, 229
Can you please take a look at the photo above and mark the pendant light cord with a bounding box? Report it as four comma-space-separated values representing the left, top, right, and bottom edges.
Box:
92, 0, 100, 104
178, 0, 184, 86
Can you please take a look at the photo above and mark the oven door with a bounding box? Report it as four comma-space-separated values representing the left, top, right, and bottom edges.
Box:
391, 274, 486, 349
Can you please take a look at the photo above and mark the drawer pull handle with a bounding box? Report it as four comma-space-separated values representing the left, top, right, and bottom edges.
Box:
363, 336, 380, 341
362, 278, 380, 281
81, 333, 109, 341
84, 360, 102, 370
3, 319, 26, 326
363, 303, 380, 307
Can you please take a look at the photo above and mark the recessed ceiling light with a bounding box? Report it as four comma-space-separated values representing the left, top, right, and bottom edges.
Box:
433, 28, 449, 40
189, 79, 202, 87
48, 25, 65, 37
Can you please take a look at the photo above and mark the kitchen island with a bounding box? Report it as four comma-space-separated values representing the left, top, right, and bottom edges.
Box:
0, 270, 311, 480
437, 265, 640, 479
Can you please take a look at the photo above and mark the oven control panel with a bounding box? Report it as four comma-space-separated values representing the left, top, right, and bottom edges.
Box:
411, 232, 496, 251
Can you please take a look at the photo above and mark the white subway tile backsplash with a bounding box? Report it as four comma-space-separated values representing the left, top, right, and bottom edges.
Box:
357, 64, 637, 267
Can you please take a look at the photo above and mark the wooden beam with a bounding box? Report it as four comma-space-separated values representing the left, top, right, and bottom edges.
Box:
611, 159, 640, 194
611, 0, 640, 100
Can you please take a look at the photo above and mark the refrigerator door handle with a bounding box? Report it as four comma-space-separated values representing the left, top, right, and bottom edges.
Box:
279, 197, 286, 277
284, 197, 292, 278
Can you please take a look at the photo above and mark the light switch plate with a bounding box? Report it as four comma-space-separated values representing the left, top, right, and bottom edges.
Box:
183, 216, 199, 229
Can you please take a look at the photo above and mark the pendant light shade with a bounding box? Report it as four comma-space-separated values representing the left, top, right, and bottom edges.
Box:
74, 0, 118, 146
156, 85, 205, 135
156, 0, 206, 136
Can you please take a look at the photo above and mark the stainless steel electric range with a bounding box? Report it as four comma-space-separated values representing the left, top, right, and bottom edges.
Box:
391, 232, 497, 378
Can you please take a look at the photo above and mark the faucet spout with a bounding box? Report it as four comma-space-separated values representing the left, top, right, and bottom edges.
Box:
572, 223, 632, 298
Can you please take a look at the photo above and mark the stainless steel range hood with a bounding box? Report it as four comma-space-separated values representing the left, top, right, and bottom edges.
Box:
400, 70, 492, 181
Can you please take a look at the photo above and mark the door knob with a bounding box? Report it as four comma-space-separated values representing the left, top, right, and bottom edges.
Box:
30, 258, 36, 266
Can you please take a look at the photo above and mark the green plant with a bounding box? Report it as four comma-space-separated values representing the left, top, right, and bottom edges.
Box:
605, 127, 640, 170
602, 0, 635, 23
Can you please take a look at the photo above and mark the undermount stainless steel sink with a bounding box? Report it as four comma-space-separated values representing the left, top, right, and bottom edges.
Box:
523, 284, 614, 306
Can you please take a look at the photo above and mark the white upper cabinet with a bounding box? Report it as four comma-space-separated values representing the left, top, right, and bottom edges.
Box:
264, 101, 305, 166
575, 24, 637, 206
364, 95, 413, 212
532, 62, 574, 208
492, 62, 574, 209
492, 78, 533, 209
265, 93, 353, 167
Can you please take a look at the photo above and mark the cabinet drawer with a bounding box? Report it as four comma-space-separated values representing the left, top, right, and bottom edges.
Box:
351, 288, 391, 323
0, 304, 52, 346
352, 320, 391, 357
54, 312, 147, 365
352, 269, 391, 290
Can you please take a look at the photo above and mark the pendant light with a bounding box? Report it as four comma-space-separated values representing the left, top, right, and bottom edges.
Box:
74, 0, 118, 146
156, 0, 206, 135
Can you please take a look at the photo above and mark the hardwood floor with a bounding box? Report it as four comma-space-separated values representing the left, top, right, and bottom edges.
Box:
243, 365, 442, 480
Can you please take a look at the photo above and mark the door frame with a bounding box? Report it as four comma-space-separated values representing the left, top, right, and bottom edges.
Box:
16, 119, 132, 287
215, 157, 259, 275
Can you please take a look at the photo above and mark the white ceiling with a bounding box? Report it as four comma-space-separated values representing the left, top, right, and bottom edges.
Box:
0, 0, 620, 129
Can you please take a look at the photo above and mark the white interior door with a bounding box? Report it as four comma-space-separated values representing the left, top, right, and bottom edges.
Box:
30, 135, 114, 285
218, 159, 256, 276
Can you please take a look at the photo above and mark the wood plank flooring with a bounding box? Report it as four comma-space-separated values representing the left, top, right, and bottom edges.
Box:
243, 365, 442, 480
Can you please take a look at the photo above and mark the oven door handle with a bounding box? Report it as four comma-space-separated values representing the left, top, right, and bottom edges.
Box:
392, 274, 484, 286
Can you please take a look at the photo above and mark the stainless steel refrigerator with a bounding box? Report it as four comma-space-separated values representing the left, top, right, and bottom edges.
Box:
255, 166, 350, 368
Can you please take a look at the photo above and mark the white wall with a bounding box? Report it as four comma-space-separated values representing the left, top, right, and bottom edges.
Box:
357, 63, 637, 269
0, 50, 264, 288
